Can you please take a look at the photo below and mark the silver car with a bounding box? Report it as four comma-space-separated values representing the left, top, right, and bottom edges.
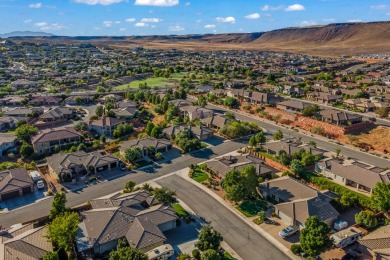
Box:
279, 226, 298, 238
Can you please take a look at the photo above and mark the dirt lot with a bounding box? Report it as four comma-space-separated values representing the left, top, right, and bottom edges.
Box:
340, 126, 390, 154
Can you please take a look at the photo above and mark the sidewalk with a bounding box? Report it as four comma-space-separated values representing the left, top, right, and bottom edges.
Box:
176, 168, 299, 260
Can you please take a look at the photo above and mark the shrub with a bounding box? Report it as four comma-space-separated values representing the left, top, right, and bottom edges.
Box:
291, 244, 302, 255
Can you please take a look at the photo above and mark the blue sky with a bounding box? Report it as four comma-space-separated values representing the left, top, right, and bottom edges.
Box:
0, 0, 389, 36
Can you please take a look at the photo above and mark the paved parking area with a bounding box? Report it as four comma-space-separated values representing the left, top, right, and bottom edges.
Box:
259, 217, 300, 248
164, 220, 201, 256
0, 184, 48, 211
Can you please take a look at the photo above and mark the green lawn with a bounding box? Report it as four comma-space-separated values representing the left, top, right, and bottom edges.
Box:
258, 151, 278, 162
236, 199, 268, 217
192, 169, 209, 183
115, 72, 188, 89
222, 252, 234, 260
172, 203, 190, 218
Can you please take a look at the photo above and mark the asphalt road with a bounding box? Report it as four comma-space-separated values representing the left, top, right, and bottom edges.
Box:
0, 139, 246, 228
157, 175, 289, 260
203, 102, 390, 168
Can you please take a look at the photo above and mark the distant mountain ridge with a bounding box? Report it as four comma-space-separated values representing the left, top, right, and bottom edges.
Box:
3, 21, 390, 56
0, 31, 54, 38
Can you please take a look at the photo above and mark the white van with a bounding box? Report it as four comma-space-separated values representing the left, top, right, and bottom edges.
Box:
146, 244, 174, 260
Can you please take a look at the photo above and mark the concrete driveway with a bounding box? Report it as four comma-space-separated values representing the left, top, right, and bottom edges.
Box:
0, 184, 48, 211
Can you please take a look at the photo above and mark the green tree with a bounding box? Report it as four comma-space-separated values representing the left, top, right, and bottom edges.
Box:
113, 124, 133, 138
308, 141, 317, 148
74, 121, 88, 132
255, 131, 266, 144
145, 122, 155, 136
47, 212, 79, 253
257, 211, 266, 222
152, 187, 176, 204
241, 165, 259, 197
176, 253, 192, 260
197, 95, 208, 108
273, 130, 283, 140
355, 210, 378, 228
302, 105, 320, 117
290, 159, 305, 175
375, 107, 389, 118
109, 239, 148, 260
49, 192, 67, 220
248, 136, 257, 147
196, 226, 223, 251
95, 105, 104, 117
100, 135, 106, 144
277, 150, 292, 166
371, 182, 390, 212
124, 147, 143, 162
15, 124, 38, 142
20, 141, 34, 157
300, 216, 332, 257
43, 251, 59, 260
77, 143, 87, 151
150, 125, 163, 138
224, 112, 236, 120
224, 97, 238, 108
201, 249, 221, 260
223, 169, 247, 202
124, 180, 136, 193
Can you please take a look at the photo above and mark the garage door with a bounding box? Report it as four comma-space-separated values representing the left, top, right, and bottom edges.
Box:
1, 190, 20, 201
22, 186, 33, 195
278, 210, 293, 225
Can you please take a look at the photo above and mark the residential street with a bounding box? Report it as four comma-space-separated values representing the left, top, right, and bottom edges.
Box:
0, 139, 246, 228
156, 175, 290, 260
202, 101, 390, 168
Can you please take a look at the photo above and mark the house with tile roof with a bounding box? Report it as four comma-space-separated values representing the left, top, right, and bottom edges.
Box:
315, 158, 390, 194
31, 127, 83, 154
46, 150, 119, 183
260, 176, 339, 229
0, 168, 34, 201
201, 114, 233, 130
0, 133, 16, 158
179, 105, 214, 121
319, 109, 363, 125
163, 124, 213, 141
119, 138, 172, 159
359, 225, 390, 259
75, 190, 178, 255
0, 224, 53, 260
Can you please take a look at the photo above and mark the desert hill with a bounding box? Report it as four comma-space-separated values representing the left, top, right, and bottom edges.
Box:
2, 22, 389, 56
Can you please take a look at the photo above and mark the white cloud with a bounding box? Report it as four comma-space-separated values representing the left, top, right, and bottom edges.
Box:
29, 3, 42, 8
135, 22, 148, 27
184, 2, 190, 6
285, 4, 305, 11
134, 0, 179, 7
24, 19, 33, 23
261, 4, 284, 11
216, 16, 235, 23
323, 18, 336, 23
300, 20, 317, 26
34, 22, 64, 31
204, 24, 216, 29
370, 5, 388, 10
34, 22, 48, 27
244, 13, 260, 19
169, 25, 185, 32
347, 19, 362, 22
114, 21, 121, 24
140, 18, 162, 23
125, 18, 136, 23
102, 21, 113, 27
73, 0, 125, 5
119, 27, 126, 31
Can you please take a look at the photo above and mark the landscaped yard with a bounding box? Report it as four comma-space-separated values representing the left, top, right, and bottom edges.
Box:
192, 169, 209, 183
172, 203, 190, 218
114, 72, 188, 89
236, 199, 268, 217
132, 160, 153, 169
222, 252, 234, 260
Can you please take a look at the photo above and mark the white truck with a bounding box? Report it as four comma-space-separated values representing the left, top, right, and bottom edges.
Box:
29, 171, 41, 182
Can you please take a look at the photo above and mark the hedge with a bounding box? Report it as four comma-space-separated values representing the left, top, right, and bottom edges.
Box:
305, 172, 374, 211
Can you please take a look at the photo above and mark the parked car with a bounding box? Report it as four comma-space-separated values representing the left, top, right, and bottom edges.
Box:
37, 180, 45, 190
29, 171, 41, 182
279, 226, 298, 239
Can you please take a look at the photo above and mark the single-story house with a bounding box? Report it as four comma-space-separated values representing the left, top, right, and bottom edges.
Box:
319, 109, 363, 125
276, 100, 311, 113
359, 225, 390, 259
263, 138, 325, 158
76, 190, 178, 255
120, 138, 173, 158
247, 92, 283, 105
38, 107, 76, 122
1, 224, 53, 259
0, 168, 34, 201
46, 150, 120, 183
201, 114, 233, 129
0, 117, 17, 132
315, 158, 390, 194
0, 133, 16, 157
163, 125, 214, 141
260, 176, 339, 229
29, 96, 61, 106
112, 106, 138, 119
205, 154, 274, 178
